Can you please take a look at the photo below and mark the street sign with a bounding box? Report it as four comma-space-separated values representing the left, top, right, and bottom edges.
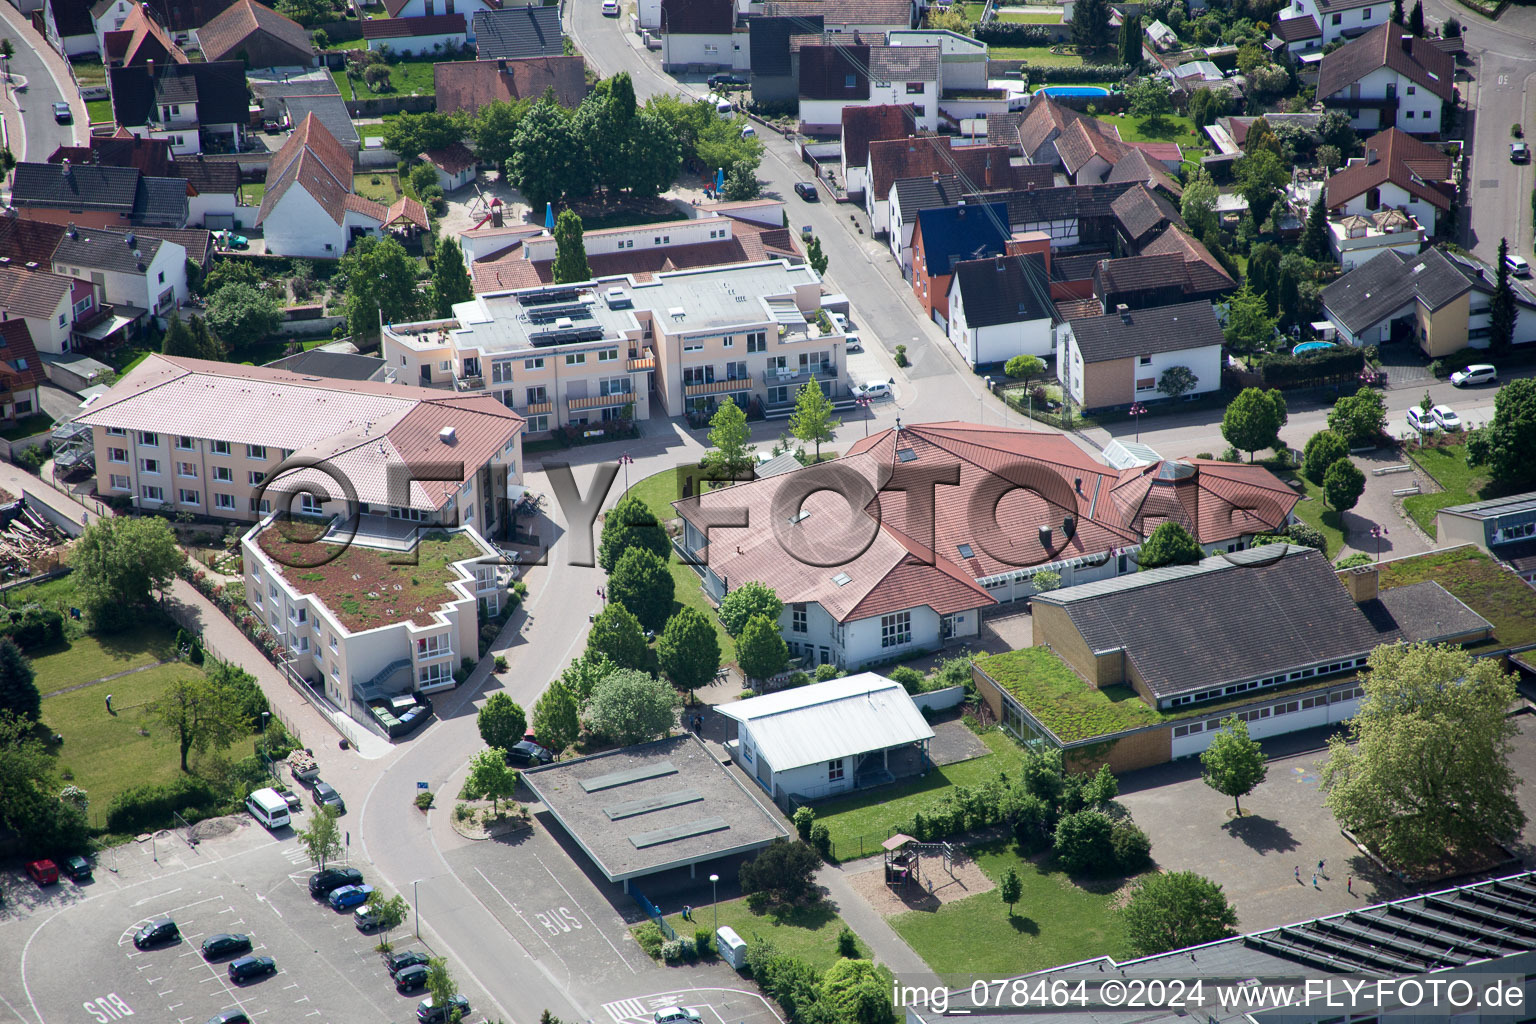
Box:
417, 781, 429, 790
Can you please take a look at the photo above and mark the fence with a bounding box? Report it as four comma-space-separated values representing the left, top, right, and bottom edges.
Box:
631, 886, 678, 940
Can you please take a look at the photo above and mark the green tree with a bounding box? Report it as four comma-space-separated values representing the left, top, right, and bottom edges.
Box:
1247, 241, 1282, 313
737, 613, 789, 684
510, 97, 588, 210
927, 5, 971, 31
1234, 149, 1288, 229
425, 958, 462, 1024
275, 0, 330, 24
575, 73, 637, 195
1181, 174, 1219, 238
718, 582, 783, 636
1323, 456, 1365, 513
1156, 365, 1198, 399
818, 959, 895, 1024
382, 111, 466, 163
723, 163, 762, 201
296, 802, 342, 871
0, 638, 38, 721
789, 381, 839, 459
1392, 0, 1404, 24
1242, 116, 1280, 157
703, 396, 754, 479
338, 235, 421, 341
657, 606, 721, 698
1200, 717, 1269, 815
1222, 281, 1278, 354
1126, 76, 1172, 129
464, 747, 518, 813
1221, 386, 1287, 460
609, 548, 674, 633
204, 282, 282, 353
551, 209, 591, 285
599, 493, 670, 573
739, 838, 821, 904
622, 110, 681, 198
1135, 520, 1204, 570
431, 237, 472, 317
362, 63, 392, 92
1408, 0, 1424, 34
1053, 808, 1117, 873
1124, 872, 1238, 956
1117, 12, 1141, 65
1322, 643, 1526, 871
587, 602, 649, 670
1004, 353, 1044, 384
1302, 429, 1350, 484
1071, 0, 1112, 48
365, 891, 410, 948
1186, 87, 1228, 128
999, 866, 1022, 916
1466, 378, 1536, 490
148, 675, 246, 772
471, 98, 530, 175
1301, 195, 1330, 261
70, 516, 184, 625
1328, 386, 1388, 447
531, 680, 579, 754
1491, 238, 1518, 353
1317, 110, 1358, 157
586, 668, 678, 744
806, 235, 828, 276
476, 692, 527, 752
161, 312, 224, 360
558, 651, 614, 708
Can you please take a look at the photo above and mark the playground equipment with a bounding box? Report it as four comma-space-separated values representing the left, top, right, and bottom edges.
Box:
884, 834, 958, 891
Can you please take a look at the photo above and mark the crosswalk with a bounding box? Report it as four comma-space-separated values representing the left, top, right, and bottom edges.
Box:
602, 997, 650, 1022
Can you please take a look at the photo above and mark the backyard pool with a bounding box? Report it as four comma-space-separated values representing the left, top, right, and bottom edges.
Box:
1037, 86, 1111, 97
1293, 341, 1335, 356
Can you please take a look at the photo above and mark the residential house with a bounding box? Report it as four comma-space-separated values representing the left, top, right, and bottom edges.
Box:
0, 321, 46, 423
889, 172, 969, 275
1319, 245, 1536, 354
384, 0, 499, 27
746, 13, 823, 101
43, 0, 99, 55
660, 0, 742, 71
1108, 183, 1179, 254
865, 136, 1010, 236
473, 6, 562, 59
1278, 0, 1389, 45
1055, 117, 1129, 184
169, 155, 242, 229
1014, 94, 1088, 165
92, 0, 137, 52
717, 674, 935, 805
1316, 22, 1454, 135
47, 133, 174, 176
1270, 13, 1323, 52
1092, 251, 1232, 311
795, 38, 940, 134
840, 104, 914, 199
945, 249, 1056, 366
108, 60, 250, 156
1329, 209, 1427, 270
9, 161, 190, 230
197, 0, 315, 66
361, 14, 468, 55
1104, 147, 1183, 198
431, 56, 589, 114
51, 222, 188, 317
280, 93, 361, 156
1325, 126, 1454, 236
256, 114, 382, 258
911, 201, 1011, 326
1435, 495, 1536, 584
422, 143, 478, 191
762, 0, 914, 33
1138, 224, 1237, 294
0, 264, 96, 354
145, 0, 241, 44
1057, 300, 1224, 411
133, 225, 215, 268
265, 348, 392, 381
102, 3, 186, 66
965, 180, 1138, 252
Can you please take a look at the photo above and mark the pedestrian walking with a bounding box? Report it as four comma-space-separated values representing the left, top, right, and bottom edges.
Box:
1318, 858, 1326, 877
1346, 876, 1353, 895
1312, 872, 1319, 889
1294, 865, 1300, 882
105, 693, 114, 715
683, 905, 692, 921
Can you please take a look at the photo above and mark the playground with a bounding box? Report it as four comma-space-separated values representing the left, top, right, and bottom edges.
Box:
846, 835, 996, 915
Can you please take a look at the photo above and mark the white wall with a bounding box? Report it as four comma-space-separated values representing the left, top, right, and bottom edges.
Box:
663, 31, 736, 68
1335, 179, 1440, 230
1132, 344, 1222, 403
60, 241, 188, 313
947, 275, 1054, 365
1168, 686, 1363, 759
1281, 0, 1383, 44
367, 31, 467, 54
263, 187, 349, 257
1326, 66, 1443, 134
803, 97, 937, 133
435, 164, 476, 191
4, 306, 71, 355
93, 0, 133, 53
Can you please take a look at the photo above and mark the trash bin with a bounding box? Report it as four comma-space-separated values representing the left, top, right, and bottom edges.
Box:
715, 926, 747, 970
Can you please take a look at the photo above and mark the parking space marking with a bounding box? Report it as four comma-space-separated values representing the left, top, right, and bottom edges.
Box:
473, 865, 567, 970
135, 888, 183, 907
531, 851, 638, 972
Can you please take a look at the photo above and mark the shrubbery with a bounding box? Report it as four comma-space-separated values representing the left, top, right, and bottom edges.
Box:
0, 606, 65, 651
1257, 346, 1365, 388
106, 776, 224, 834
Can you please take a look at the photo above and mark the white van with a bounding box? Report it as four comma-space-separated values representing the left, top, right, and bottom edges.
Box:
246, 787, 291, 829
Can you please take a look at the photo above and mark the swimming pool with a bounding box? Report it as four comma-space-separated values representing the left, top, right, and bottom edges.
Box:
1037, 86, 1111, 97
1293, 341, 1335, 356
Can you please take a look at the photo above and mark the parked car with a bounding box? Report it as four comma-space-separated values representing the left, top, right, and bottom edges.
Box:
327, 883, 374, 910
395, 963, 430, 993
707, 73, 747, 90
354, 904, 381, 932
1505, 252, 1532, 277
1431, 404, 1461, 431
417, 994, 471, 1023
62, 855, 92, 881
309, 866, 363, 897
52, 102, 72, 123
1513, 141, 1530, 163
1450, 364, 1498, 387
1405, 406, 1438, 434
387, 950, 432, 977
601, 0, 618, 13
133, 918, 180, 949
507, 739, 553, 766
227, 955, 277, 983
851, 380, 893, 399
830, 312, 850, 333
311, 779, 345, 813
26, 860, 59, 885
204, 1013, 250, 1024
793, 181, 819, 201
653, 1008, 703, 1024
844, 332, 863, 352
201, 934, 253, 959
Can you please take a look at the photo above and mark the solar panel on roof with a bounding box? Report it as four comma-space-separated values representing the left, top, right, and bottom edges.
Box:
628, 816, 730, 849
603, 789, 703, 821
579, 762, 678, 793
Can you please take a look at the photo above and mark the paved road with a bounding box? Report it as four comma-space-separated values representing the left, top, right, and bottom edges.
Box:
0, 0, 85, 162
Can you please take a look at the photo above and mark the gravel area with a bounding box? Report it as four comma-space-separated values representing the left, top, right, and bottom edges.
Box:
845, 847, 995, 917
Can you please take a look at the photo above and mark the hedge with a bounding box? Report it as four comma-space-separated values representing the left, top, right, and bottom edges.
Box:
0, 606, 66, 652
1257, 346, 1364, 387
1429, 346, 1490, 377
106, 777, 225, 834
1026, 63, 1138, 83
974, 21, 1054, 44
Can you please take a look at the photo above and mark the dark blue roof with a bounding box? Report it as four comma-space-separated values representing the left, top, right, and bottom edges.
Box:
915, 201, 1010, 277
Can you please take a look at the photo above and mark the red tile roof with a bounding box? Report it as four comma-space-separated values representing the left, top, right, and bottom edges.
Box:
102, 3, 187, 66
1107, 459, 1298, 544
0, 320, 46, 395
1140, 223, 1237, 293
386, 195, 430, 230
360, 12, 466, 37
0, 217, 67, 265
1054, 117, 1128, 177
48, 134, 174, 176
1018, 94, 1085, 160
1325, 126, 1455, 213
866, 137, 1010, 203
424, 141, 477, 175
198, 0, 314, 62
432, 56, 587, 114
1317, 21, 1454, 102
257, 113, 358, 227
841, 104, 915, 169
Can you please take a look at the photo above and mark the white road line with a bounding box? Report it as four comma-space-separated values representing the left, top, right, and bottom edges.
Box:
0, 991, 31, 1024
603, 997, 647, 1022
135, 888, 183, 907
531, 851, 637, 972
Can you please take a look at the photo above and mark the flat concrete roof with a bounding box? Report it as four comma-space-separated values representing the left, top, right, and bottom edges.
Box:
520, 734, 789, 884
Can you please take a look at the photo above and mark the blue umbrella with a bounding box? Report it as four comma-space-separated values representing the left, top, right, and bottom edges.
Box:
545, 202, 555, 230
715, 167, 725, 193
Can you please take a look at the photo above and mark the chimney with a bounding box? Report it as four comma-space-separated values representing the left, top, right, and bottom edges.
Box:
1399, 31, 1412, 51
1074, 477, 1082, 494
67, 222, 78, 240
1038, 524, 1052, 546
995, 254, 1005, 271
1062, 515, 1076, 539
1366, 147, 1379, 165
439, 425, 458, 445
932, 170, 940, 184
1117, 303, 1131, 324
62, 157, 71, 177
1342, 565, 1379, 603
126, 232, 137, 248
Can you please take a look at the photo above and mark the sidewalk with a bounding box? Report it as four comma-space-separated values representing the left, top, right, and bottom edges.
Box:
816, 861, 936, 982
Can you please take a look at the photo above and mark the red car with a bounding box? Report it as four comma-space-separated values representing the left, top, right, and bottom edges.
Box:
26, 859, 59, 885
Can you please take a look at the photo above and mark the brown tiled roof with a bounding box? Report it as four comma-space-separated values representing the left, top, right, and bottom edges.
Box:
360, 12, 466, 37
0, 218, 66, 265
198, 0, 313, 61
985, 111, 1025, 153
1054, 117, 1128, 176
1105, 147, 1183, 198
432, 56, 588, 114
1272, 14, 1321, 41
842, 104, 915, 168
1093, 251, 1186, 296
1007, 162, 1056, 190
171, 155, 241, 196
0, 320, 45, 394
1108, 459, 1297, 544
1141, 223, 1236, 293
0, 265, 72, 320
343, 193, 388, 221
1324, 126, 1455, 212
102, 4, 187, 66
1018, 94, 1085, 160
424, 142, 477, 175
132, 225, 214, 265
661, 0, 732, 33
49, 135, 175, 176
144, 0, 239, 33
866, 136, 1010, 202
386, 196, 430, 230
257, 113, 356, 227
1317, 21, 1454, 102
1110, 183, 1179, 241
762, 0, 912, 26
1054, 296, 1103, 320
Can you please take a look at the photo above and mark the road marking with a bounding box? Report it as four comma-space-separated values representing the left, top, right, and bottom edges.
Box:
532, 851, 637, 972
135, 888, 183, 907
603, 997, 648, 1022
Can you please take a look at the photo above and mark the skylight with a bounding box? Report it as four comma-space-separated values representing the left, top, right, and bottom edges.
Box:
897, 447, 917, 462
832, 572, 852, 586
958, 543, 975, 559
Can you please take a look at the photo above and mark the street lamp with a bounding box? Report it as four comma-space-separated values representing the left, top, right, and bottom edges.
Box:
709, 873, 719, 933
618, 452, 634, 495
1371, 526, 1388, 563
259, 711, 271, 770
1129, 402, 1148, 442
413, 879, 421, 937
855, 396, 872, 436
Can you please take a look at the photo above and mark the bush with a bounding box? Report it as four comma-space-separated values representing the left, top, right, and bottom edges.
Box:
1111, 819, 1153, 873
635, 921, 664, 959
792, 804, 815, 840
894, 344, 909, 367
0, 606, 65, 651
836, 926, 860, 958
1258, 346, 1364, 388
786, 671, 812, 688
106, 777, 223, 833
679, 937, 698, 963
414, 791, 434, 810
1011, 792, 1055, 853
810, 821, 831, 858
974, 21, 1053, 43
1335, 552, 1373, 568
814, 663, 841, 682
1053, 809, 1118, 874
661, 939, 684, 964
493, 655, 509, 673
888, 665, 924, 694
1026, 63, 1139, 82
1283, 521, 1327, 552
695, 928, 713, 956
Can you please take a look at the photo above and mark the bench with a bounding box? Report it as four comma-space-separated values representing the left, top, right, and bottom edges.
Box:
1392, 485, 1421, 496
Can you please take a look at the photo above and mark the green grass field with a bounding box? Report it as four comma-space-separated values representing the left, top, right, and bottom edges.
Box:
353, 170, 403, 204
333, 57, 448, 100
86, 98, 114, 123
0, 412, 56, 442
1281, 471, 1346, 558
996, 9, 1062, 21
890, 840, 1131, 975
1402, 443, 1486, 536
32, 625, 179, 695
652, 896, 867, 970
1095, 111, 1202, 145
991, 44, 1084, 64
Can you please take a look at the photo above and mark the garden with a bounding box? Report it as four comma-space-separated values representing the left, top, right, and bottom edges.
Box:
1403, 443, 1489, 536
1377, 546, 1536, 650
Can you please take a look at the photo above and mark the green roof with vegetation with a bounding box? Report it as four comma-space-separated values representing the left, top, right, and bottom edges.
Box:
1378, 545, 1536, 650
973, 647, 1166, 741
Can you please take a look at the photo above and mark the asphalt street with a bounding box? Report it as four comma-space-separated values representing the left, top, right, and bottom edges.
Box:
0, 1, 85, 163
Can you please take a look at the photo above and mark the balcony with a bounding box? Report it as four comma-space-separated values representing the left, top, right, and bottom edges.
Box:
568, 391, 635, 411
760, 363, 839, 387
763, 380, 858, 419
628, 354, 656, 371
73, 303, 116, 332
519, 401, 552, 415
415, 642, 455, 662
455, 374, 485, 392
683, 377, 755, 398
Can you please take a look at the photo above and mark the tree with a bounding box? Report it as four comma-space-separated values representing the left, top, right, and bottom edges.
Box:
0, 639, 39, 722
365, 891, 410, 948
927, 4, 971, 32
622, 110, 681, 198
1470, 376, 1536, 488
70, 516, 184, 625
1117, 12, 1142, 65
465, 747, 518, 813
1124, 872, 1239, 956
476, 692, 527, 752
381, 111, 465, 162
1321, 643, 1526, 871
296, 803, 343, 871
818, 959, 895, 1024
204, 282, 282, 353
1234, 149, 1288, 229
789, 381, 839, 459
1328, 386, 1388, 447
1300, 195, 1330, 261
723, 163, 762, 201
1222, 282, 1278, 354
1323, 456, 1365, 513
738, 838, 820, 905
558, 651, 614, 709
737, 613, 789, 684
1053, 809, 1117, 873
1187, 87, 1229, 128
1317, 110, 1358, 157
587, 603, 649, 670
1491, 238, 1518, 353
1242, 116, 1280, 157
162, 312, 223, 360
1127, 76, 1173, 129
471, 99, 530, 175
1408, 0, 1424, 34
1303, 429, 1350, 484
609, 548, 674, 633
1071, 0, 1111, 49
806, 235, 828, 276
657, 607, 721, 698
425, 958, 462, 1024
148, 675, 246, 772
599, 493, 670, 573
718, 582, 783, 636
999, 866, 1022, 916
586, 668, 678, 745
1156, 365, 1198, 400
275, 0, 330, 24
1443, 14, 1461, 36
1391, 0, 1403, 24
1247, 242, 1283, 313
531, 680, 579, 754
1181, 175, 1219, 238
551, 209, 591, 285
431, 238, 472, 317
338, 236, 421, 341
1004, 354, 1044, 383
510, 97, 587, 210
1135, 521, 1204, 570
703, 396, 754, 479
1200, 717, 1269, 815
362, 63, 392, 92
1221, 386, 1287, 461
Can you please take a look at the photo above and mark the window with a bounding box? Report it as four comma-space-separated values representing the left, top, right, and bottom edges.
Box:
906, 81, 924, 94
881, 611, 912, 648
527, 414, 549, 432
683, 340, 705, 352
746, 331, 766, 352
178, 489, 200, 505
439, 361, 451, 371
1361, 5, 1370, 14
178, 462, 197, 478
598, 348, 618, 362
1138, 355, 1152, 366
108, 447, 128, 464
1406, 84, 1416, 95
600, 377, 631, 396
419, 662, 453, 686
106, 426, 126, 436
140, 485, 164, 503
526, 385, 548, 405
828, 758, 845, 782
417, 635, 451, 657
844, 74, 856, 88
491, 359, 514, 384
176, 436, 196, 450
138, 457, 160, 474
704, 43, 718, 53
139, 431, 159, 447
247, 444, 267, 460
249, 497, 271, 514
1404, 110, 1414, 119
1136, 377, 1156, 391
211, 440, 231, 455
565, 353, 586, 365
59, 313, 66, 327
792, 603, 807, 633
525, 357, 545, 370
298, 494, 322, 515
329, 634, 338, 652
249, 471, 265, 486
1332, 11, 1341, 21
157, 271, 165, 284
110, 474, 130, 490
215, 493, 235, 510
213, 466, 233, 483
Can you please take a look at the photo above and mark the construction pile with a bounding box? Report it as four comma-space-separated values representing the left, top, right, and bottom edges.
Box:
0, 506, 69, 579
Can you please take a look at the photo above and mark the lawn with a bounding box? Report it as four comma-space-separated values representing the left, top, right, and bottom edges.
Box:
1402, 443, 1487, 536
31, 624, 180, 695
71, 58, 108, 86
651, 896, 867, 970
1378, 546, 1536, 648
959, 2, 986, 17
990, 44, 1084, 65
332, 57, 449, 100
890, 839, 1131, 976
1287, 474, 1346, 558
318, 36, 367, 50
996, 9, 1062, 21
353, 170, 403, 204
86, 98, 114, 124
0, 411, 56, 441
1095, 111, 1202, 146
974, 647, 1164, 742
241, 180, 266, 206
813, 731, 1029, 860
